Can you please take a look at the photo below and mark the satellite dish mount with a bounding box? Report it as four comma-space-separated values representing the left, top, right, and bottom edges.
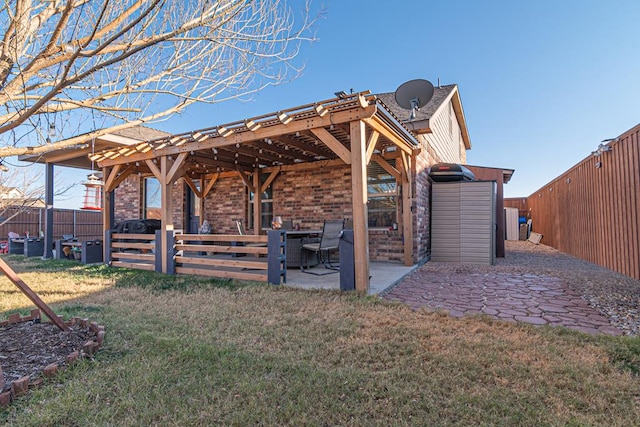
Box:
394, 79, 435, 120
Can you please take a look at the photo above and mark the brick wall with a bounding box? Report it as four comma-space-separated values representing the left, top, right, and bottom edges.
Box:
114, 175, 142, 222
273, 166, 352, 229
414, 136, 433, 261
202, 176, 248, 234
112, 156, 437, 264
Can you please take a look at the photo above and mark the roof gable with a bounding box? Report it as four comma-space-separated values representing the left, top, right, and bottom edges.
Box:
376, 84, 471, 149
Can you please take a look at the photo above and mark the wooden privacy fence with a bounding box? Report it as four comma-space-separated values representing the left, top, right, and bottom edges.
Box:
105, 230, 286, 284
508, 123, 640, 280
0, 207, 102, 241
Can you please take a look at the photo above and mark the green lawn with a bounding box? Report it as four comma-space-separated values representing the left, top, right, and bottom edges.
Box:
1, 256, 640, 426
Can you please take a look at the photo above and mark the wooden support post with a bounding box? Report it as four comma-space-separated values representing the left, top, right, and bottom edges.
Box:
0, 257, 68, 331
350, 120, 370, 293
199, 176, 205, 227
160, 156, 174, 273
400, 155, 414, 266
253, 168, 262, 234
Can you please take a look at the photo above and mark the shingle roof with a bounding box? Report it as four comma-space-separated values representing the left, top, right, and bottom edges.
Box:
376, 84, 457, 123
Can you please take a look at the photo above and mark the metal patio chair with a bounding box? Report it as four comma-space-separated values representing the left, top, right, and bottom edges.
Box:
301, 219, 344, 275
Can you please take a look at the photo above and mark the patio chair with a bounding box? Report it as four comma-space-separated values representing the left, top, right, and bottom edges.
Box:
301, 219, 344, 275
280, 219, 294, 230
234, 219, 267, 247
8, 232, 23, 255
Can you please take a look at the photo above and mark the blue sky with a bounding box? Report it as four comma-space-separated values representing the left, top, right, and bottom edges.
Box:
55, 0, 640, 208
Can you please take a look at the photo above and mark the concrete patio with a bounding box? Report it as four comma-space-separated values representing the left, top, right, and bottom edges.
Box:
284, 261, 417, 295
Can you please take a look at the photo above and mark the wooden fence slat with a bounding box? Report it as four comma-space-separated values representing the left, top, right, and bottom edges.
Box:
111, 261, 155, 271
175, 255, 267, 269
175, 243, 268, 255
111, 252, 155, 261
175, 266, 267, 282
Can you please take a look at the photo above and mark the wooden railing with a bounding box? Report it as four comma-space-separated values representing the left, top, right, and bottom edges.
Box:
174, 234, 270, 281
104, 230, 286, 284
107, 232, 158, 271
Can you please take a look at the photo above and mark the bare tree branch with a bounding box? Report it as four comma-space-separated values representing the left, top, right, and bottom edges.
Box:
0, 0, 318, 157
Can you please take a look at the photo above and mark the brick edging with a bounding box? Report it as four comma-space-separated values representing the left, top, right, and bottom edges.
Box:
0, 309, 105, 408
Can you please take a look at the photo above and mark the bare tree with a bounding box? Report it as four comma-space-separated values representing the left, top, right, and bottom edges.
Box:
0, 0, 317, 158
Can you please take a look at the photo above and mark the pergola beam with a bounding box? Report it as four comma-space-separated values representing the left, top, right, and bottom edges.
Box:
310, 127, 351, 164
371, 154, 401, 181
365, 131, 380, 165
202, 173, 219, 198
363, 116, 417, 156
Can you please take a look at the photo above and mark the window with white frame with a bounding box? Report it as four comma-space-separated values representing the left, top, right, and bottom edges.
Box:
248, 184, 273, 230
367, 161, 397, 228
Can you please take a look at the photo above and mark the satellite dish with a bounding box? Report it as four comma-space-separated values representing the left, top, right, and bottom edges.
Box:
394, 79, 435, 119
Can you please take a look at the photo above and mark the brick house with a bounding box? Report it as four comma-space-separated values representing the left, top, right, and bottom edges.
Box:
23, 83, 479, 292
112, 84, 470, 261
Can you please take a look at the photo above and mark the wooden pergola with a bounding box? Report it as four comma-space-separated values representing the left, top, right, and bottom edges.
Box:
88, 92, 420, 293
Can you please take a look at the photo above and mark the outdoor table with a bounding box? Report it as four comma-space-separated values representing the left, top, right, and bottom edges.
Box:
284, 230, 321, 268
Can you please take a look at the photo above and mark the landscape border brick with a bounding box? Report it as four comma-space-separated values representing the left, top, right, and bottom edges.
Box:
0, 309, 105, 408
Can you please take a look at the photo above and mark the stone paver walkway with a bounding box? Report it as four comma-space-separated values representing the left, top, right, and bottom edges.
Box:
384, 271, 622, 335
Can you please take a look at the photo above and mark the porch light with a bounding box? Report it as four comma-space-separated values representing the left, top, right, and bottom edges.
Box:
80, 173, 103, 211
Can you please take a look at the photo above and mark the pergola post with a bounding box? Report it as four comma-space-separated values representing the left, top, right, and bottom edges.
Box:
42, 162, 54, 259
350, 120, 370, 293
252, 168, 261, 234
159, 156, 174, 273
401, 154, 414, 266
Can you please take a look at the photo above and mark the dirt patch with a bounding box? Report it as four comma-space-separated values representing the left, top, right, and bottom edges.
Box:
0, 321, 97, 393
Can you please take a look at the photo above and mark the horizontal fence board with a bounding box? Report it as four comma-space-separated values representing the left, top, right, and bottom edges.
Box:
175, 266, 267, 282
112, 233, 156, 240
111, 252, 155, 262
112, 261, 155, 271
175, 255, 267, 269
176, 243, 267, 255
111, 242, 154, 250
175, 234, 268, 243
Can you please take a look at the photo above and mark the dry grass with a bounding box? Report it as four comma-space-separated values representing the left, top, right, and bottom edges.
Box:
1, 256, 640, 426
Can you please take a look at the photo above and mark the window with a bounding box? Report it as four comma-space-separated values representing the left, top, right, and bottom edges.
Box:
248, 184, 273, 230
144, 177, 161, 219
367, 161, 397, 228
